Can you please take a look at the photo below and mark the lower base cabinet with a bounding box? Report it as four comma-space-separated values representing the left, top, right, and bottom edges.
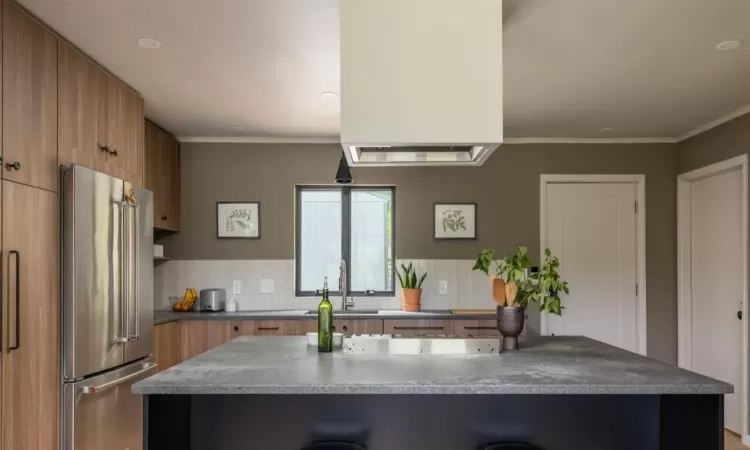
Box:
154, 322, 182, 371
180, 321, 232, 361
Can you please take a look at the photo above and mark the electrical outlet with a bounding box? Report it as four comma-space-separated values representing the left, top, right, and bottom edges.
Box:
260, 278, 274, 294
232, 280, 242, 295
439, 280, 448, 295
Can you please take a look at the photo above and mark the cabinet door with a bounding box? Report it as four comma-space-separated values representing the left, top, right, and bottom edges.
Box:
1, 180, 59, 450
333, 319, 383, 335
383, 320, 449, 336
165, 135, 180, 230
450, 319, 501, 337
241, 320, 316, 336
180, 321, 231, 361
2, 2, 57, 192
107, 75, 143, 185
154, 322, 182, 371
144, 121, 166, 226
58, 40, 108, 174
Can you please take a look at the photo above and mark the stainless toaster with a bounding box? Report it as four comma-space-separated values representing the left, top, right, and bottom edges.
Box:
199, 288, 226, 312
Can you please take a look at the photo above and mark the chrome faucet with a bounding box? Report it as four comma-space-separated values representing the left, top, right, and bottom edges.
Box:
339, 259, 355, 311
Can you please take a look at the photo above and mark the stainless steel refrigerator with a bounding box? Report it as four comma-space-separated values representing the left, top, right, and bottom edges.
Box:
61, 165, 157, 450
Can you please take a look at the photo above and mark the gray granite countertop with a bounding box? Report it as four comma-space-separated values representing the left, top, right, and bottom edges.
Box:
133, 336, 733, 395
154, 309, 496, 324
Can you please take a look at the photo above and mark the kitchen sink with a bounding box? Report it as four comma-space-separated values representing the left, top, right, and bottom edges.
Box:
304, 310, 380, 315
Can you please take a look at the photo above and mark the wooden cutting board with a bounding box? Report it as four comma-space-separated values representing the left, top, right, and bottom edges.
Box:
451, 309, 495, 314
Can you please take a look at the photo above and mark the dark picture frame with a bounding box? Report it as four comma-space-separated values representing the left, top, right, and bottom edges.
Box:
433, 202, 477, 240
217, 201, 261, 239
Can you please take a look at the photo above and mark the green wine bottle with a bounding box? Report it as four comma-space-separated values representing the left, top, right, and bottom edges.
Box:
317, 277, 333, 353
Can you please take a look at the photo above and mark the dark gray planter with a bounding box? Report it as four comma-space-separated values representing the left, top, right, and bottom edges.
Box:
496, 306, 525, 350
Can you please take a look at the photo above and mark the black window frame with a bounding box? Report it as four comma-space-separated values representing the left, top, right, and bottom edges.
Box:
295, 185, 396, 297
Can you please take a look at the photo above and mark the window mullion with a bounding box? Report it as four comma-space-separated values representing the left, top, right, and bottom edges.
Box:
342, 187, 351, 295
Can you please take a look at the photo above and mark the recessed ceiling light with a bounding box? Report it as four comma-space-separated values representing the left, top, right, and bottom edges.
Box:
599, 127, 614, 132
716, 40, 743, 51
137, 37, 161, 49
321, 92, 339, 99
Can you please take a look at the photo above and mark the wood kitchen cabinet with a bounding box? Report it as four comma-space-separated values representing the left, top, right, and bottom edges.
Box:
2, 1, 58, 192
57, 40, 144, 186
154, 322, 182, 372
58, 39, 108, 174
451, 319, 501, 336
333, 319, 383, 335
239, 320, 317, 336
144, 120, 180, 231
180, 321, 233, 361
383, 319, 449, 336
1, 180, 59, 450
106, 75, 143, 185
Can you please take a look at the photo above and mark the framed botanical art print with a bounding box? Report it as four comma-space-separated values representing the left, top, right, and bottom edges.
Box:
217, 202, 260, 239
434, 203, 476, 239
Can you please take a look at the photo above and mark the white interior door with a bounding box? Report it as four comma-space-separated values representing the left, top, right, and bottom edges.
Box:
545, 182, 638, 352
688, 168, 743, 433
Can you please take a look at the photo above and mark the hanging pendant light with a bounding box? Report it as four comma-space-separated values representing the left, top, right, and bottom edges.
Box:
335, 153, 353, 184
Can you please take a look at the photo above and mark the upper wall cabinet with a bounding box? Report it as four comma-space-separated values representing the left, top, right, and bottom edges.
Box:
144, 120, 180, 231
107, 75, 143, 186
3, 1, 58, 192
58, 40, 144, 186
58, 39, 108, 175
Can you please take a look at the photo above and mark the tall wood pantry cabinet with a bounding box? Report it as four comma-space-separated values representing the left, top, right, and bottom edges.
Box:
145, 120, 181, 231
1, 3, 60, 449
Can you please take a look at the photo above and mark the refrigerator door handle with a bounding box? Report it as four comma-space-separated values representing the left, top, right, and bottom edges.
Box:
79, 362, 158, 395
117, 201, 130, 343
130, 203, 140, 340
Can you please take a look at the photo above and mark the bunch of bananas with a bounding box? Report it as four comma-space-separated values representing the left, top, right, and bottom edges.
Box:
173, 288, 197, 312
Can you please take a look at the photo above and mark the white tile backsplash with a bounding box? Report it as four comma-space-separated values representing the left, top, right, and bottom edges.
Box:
154, 259, 498, 311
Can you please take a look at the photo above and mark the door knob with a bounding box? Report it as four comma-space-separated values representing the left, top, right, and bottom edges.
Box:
5, 161, 21, 171
738, 311, 743, 320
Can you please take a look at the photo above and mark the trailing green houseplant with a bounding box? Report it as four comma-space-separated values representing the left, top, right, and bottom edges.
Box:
472, 246, 569, 315
397, 263, 427, 312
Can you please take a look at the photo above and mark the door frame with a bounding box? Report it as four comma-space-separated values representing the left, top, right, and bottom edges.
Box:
539, 174, 648, 356
677, 154, 748, 441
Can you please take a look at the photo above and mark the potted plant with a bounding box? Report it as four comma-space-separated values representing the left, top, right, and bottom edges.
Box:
472, 246, 569, 350
397, 263, 427, 312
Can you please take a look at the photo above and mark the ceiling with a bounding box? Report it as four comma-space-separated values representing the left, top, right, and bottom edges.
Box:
18, 0, 750, 141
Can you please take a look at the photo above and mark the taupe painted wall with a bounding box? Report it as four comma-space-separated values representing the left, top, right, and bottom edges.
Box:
677, 113, 750, 173
163, 142, 678, 363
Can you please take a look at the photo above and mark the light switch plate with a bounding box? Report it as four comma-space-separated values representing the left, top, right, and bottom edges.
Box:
232, 280, 242, 294
438, 280, 448, 295
260, 278, 274, 294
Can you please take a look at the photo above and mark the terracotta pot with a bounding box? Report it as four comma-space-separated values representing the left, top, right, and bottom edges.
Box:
497, 305, 525, 350
491, 277, 506, 305
402, 288, 422, 312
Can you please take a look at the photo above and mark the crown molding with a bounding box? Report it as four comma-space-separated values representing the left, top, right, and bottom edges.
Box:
677, 104, 750, 142
177, 136, 341, 144
503, 137, 677, 144
179, 136, 677, 145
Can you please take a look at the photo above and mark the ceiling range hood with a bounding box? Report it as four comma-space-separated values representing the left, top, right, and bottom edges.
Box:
340, 0, 504, 167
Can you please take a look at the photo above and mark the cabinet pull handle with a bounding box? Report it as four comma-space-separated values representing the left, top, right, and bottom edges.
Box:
257, 327, 280, 331
110, 148, 118, 156
161, 216, 168, 221
342, 325, 348, 332
98, 144, 109, 153
232, 326, 239, 332
392, 326, 444, 331
9, 251, 20, 351
5, 161, 21, 171
463, 326, 498, 330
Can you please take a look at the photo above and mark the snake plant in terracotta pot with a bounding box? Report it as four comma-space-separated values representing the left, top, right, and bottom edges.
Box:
397, 263, 427, 312
473, 246, 569, 350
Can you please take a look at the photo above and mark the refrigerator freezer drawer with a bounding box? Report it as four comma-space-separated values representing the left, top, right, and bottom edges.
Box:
63, 359, 158, 450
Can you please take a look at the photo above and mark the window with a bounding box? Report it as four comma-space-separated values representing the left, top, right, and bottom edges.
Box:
296, 186, 395, 296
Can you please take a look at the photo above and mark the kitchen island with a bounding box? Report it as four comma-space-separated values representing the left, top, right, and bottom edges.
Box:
134, 336, 732, 450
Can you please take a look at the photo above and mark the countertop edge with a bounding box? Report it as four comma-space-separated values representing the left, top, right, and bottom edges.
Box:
154, 311, 498, 325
